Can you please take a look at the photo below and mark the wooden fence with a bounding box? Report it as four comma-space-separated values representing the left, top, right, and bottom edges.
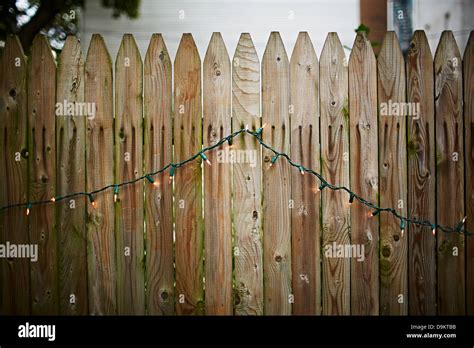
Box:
0, 30, 473, 315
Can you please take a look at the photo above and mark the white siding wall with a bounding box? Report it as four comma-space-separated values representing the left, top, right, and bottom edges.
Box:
81, 0, 360, 60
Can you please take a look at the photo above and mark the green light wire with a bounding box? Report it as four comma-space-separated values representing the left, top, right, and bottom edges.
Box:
0, 126, 471, 237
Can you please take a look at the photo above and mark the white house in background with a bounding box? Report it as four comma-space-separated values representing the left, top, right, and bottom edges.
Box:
80, 0, 360, 59
80, 0, 472, 60
388, 0, 473, 54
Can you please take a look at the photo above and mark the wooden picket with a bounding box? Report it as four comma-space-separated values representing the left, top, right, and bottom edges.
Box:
262, 32, 292, 315
435, 31, 465, 315
0, 30, 472, 316
348, 32, 379, 315
85, 34, 116, 315
320, 32, 350, 316
232, 33, 264, 315
465, 32, 474, 316
290, 32, 320, 315
56, 36, 88, 315
115, 34, 145, 315
0, 35, 30, 315
28, 35, 58, 315
174, 34, 204, 315
144, 33, 174, 315
406, 30, 436, 315
203, 32, 232, 315
377, 32, 407, 315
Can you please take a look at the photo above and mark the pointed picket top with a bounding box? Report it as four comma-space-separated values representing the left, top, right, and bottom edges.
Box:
464, 31, 474, 61
434, 30, 461, 65
233, 33, 259, 68
291, 31, 318, 69
116, 33, 142, 69
3, 35, 26, 65
30, 34, 56, 67
263, 31, 289, 66
203, 32, 230, 126
434, 31, 462, 100
408, 30, 433, 62
175, 33, 201, 67
378, 31, 404, 71
321, 32, 345, 62
378, 31, 405, 104
290, 32, 318, 125
145, 33, 170, 67
204, 32, 230, 67
58, 36, 83, 99
319, 32, 347, 123
232, 33, 260, 125
349, 32, 376, 66
86, 34, 112, 67
60, 35, 82, 60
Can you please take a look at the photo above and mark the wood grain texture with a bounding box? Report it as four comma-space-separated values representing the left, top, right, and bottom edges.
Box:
174, 34, 204, 315
377, 32, 407, 315
0, 35, 30, 315
319, 32, 350, 315
115, 34, 145, 315
203, 32, 232, 315
27, 34, 58, 315
289, 32, 320, 315
232, 33, 263, 315
465, 31, 474, 316
56, 36, 88, 315
434, 31, 465, 315
144, 33, 174, 315
85, 34, 117, 315
348, 32, 379, 315
262, 32, 292, 315
406, 30, 436, 316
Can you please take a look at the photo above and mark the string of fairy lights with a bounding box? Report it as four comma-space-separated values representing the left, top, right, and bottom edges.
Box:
0, 125, 471, 237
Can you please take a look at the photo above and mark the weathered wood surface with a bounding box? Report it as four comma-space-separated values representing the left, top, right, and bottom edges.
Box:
465, 31, 474, 316
27, 35, 58, 315
378, 32, 407, 315
435, 31, 465, 315
320, 32, 350, 316
0, 35, 30, 315
56, 36, 88, 315
349, 32, 379, 315
0, 31, 472, 316
114, 34, 145, 315
174, 34, 204, 315
85, 34, 117, 315
203, 32, 233, 315
144, 33, 174, 315
262, 32, 292, 315
406, 30, 436, 316
232, 33, 264, 316
290, 32, 320, 315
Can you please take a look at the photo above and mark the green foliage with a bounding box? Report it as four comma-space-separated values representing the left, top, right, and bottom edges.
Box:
0, 0, 140, 50
101, 0, 140, 18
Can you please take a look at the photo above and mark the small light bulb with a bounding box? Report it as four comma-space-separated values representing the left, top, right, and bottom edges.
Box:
50, 197, 56, 202
348, 194, 355, 205
113, 185, 119, 203
400, 219, 406, 238
200, 153, 211, 166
